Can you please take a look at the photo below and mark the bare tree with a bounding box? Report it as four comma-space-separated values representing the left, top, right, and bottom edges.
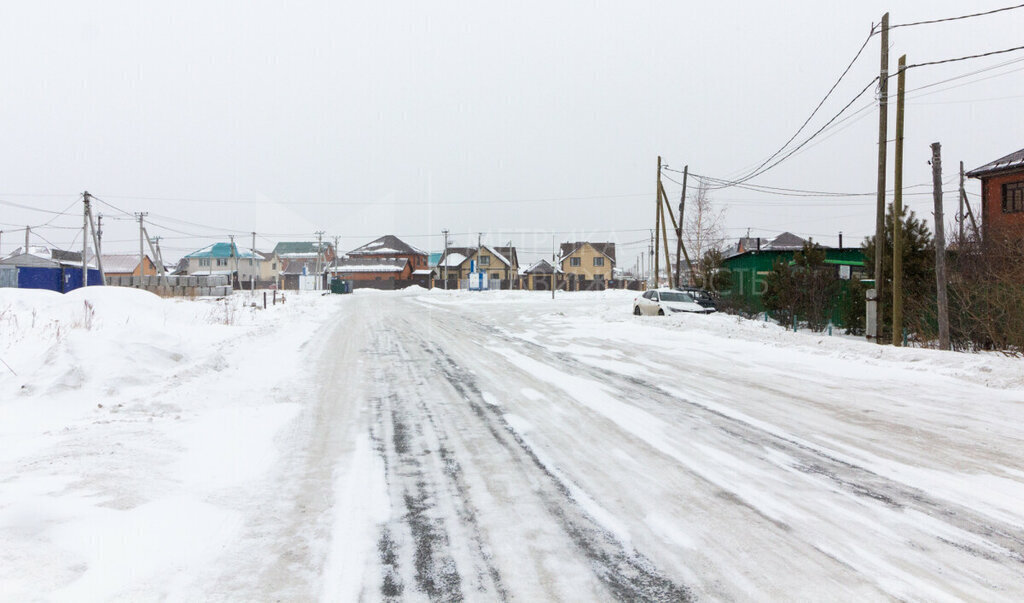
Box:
683, 180, 726, 285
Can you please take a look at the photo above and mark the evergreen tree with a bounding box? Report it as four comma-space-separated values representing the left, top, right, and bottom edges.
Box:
861, 204, 935, 341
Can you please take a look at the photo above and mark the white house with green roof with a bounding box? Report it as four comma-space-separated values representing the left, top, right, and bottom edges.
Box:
183, 242, 260, 281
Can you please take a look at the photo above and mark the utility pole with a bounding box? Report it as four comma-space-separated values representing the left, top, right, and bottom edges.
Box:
315, 230, 325, 290
873, 12, 890, 342
135, 212, 148, 280
96, 214, 103, 258
932, 142, 950, 350
248, 231, 256, 291
958, 161, 966, 244
442, 228, 449, 289
82, 192, 89, 285
551, 234, 556, 300
658, 180, 693, 284
84, 192, 104, 283
25, 226, 30, 253
659, 195, 672, 286
654, 157, 662, 287
892, 54, 906, 346
675, 165, 688, 288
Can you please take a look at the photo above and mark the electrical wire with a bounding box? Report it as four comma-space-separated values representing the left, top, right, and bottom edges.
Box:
890, 3, 1024, 29
905, 45, 1024, 70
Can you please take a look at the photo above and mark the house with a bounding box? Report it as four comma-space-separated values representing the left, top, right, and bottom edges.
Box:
182, 242, 259, 284
256, 250, 283, 287
0, 246, 101, 292
719, 232, 866, 325
98, 254, 159, 279
558, 242, 615, 290
520, 258, 561, 291
436, 245, 519, 289
325, 257, 413, 290
272, 241, 336, 273
342, 235, 429, 289
966, 147, 1024, 239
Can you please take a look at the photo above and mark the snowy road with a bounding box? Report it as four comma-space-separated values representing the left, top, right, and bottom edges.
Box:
4, 289, 1024, 600
262, 292, 1024, 601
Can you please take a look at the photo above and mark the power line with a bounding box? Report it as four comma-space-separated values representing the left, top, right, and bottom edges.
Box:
905, 45, 1024, 70
890, 3, 1024, 29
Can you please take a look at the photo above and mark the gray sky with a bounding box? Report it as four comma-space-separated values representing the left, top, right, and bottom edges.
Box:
1, 1, 1022, 267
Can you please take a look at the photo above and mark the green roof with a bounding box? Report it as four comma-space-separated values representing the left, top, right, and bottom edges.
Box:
273, 241, 329, 255
184, 242, 255, 259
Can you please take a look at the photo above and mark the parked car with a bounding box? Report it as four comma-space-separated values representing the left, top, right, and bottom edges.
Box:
633, 289, 714, 315
675, 286, 717, 310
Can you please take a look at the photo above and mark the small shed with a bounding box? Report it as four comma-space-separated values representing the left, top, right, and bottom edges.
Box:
0, 247, 102, 292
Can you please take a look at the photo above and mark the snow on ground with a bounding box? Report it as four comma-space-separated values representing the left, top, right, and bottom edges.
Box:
0, 287, 341, 600
2, 286, 1023, 600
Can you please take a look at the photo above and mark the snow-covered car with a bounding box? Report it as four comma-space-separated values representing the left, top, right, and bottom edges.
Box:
633, 289, 714, 315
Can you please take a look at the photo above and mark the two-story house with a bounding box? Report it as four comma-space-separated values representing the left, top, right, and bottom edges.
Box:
437, 245, 519, 288
558, 242, 615, 289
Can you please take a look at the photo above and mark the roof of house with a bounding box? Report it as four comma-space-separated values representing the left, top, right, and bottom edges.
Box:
347, 235, 425, 257
272, 241, 333, 258
724, 232, 809, 258
428, 252, 442, 266
967, 147, 1024, 178
185, 242, 257, 259
326, 257, 410, 273
282, 260, 318, 275
438, 245, 518, 268
558, 242, 616, 263
0, 247, 98, 268
523, 258, 561, 274
99, 254, 148, 273
256, 250, 278, 260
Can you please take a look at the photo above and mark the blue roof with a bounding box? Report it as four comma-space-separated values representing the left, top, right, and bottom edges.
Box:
184, 242, 257, 259
428, 252, 442, 267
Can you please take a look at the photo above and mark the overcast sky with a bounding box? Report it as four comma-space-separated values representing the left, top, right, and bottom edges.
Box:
1, 1, 1022, 267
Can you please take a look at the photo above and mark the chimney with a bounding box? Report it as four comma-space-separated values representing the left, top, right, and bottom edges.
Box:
838, 231, 843, 251
756, 237, 761, 252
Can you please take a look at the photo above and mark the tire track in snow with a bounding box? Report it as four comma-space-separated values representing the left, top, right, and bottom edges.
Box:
412, 332, 693, 602
364, 326, 507, 602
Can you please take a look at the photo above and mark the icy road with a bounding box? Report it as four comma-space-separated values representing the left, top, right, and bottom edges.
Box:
276, 292, 1024, 601
3, 288, 1024, 600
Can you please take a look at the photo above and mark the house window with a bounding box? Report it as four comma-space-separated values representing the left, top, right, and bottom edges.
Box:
272, 263, 277, 270
216, 258, 228, 267
479, 256, 490, 266
593, 257, 605, 267
199, 258, 211, 267
570, 257, 581, 267
491, 272, 500, 280
1004, 181, 1024, 213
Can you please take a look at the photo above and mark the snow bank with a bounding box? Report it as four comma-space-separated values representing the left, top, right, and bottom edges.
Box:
0, 287, 341, 600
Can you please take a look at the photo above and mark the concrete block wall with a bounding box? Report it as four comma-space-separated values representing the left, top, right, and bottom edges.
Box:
104, 274, 233, 296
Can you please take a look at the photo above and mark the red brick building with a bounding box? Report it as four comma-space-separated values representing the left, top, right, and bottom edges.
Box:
331, 235, 428, 289
967, 147, 1024, 239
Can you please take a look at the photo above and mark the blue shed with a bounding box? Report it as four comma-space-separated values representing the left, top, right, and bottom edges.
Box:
0, 248, 102, 292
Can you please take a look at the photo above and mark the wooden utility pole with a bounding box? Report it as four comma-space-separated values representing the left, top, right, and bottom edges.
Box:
251, 231, 257, 291
229, 234, 237, 289
674, 165, 688, 287
654, 156, 662, 287
892, 54, 906, 346
84, 192, 104, 282
658, 182, 693, 284
958, 161, 966, 244
931, 142, 951, 350
442, 228, 449, 289
660, 197, 672, 286
82, 191, 89, 286
135, 212, 148, 280
873, 12, 890, 342
25, 226, 29, 252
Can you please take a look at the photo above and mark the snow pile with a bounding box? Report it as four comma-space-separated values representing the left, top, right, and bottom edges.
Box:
0, 287, 341, 600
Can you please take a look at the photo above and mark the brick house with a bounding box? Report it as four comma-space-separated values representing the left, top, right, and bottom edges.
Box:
336, 235, 428, 289
967, 147, 1024, 240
